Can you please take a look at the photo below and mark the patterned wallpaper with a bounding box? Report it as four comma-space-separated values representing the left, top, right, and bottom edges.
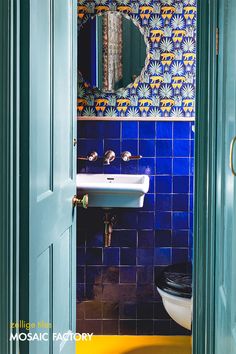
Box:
77, 0, 196, 118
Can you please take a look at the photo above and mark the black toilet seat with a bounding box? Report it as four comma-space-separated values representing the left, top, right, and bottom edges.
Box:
155, 262, 192, 299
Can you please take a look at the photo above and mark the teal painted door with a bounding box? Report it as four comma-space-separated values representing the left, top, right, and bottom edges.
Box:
29, 0, 77, 353
215, 0, 236, 353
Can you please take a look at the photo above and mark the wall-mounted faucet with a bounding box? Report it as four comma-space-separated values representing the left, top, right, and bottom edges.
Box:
121, 151, 142, 162
104, 150, 116, 165
78, 151, 98, 162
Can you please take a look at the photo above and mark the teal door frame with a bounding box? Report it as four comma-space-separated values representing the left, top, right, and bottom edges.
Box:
0, 0, 219, 353
0, 1, 20, 354
193, 0, 218, 353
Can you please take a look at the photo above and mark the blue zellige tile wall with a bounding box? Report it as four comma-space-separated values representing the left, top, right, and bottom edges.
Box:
76, 121, 194, 335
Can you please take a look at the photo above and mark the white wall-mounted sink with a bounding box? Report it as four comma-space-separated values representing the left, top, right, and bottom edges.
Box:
76, 174, 150, 208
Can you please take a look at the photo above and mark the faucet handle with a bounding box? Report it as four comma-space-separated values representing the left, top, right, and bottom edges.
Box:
104, 150, 116, 165
78, 151, 98, 162
121, 151, 142, 162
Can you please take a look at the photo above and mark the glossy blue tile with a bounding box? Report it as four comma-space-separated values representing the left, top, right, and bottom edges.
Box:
155, 212, 171, 229
172, 230, 189, 247
138, 231, 155, 248
138, 212, 155, 230
122, 139, 138, 155
120, 248, 137, 265
173, 158, 189, 175
139, 122, 156, 138
190, 176, 194, 193
78, 139, 103, 156
154, 266, 166, 281
154, 248, 171, 265
156, 158, 172, 175
77, 121, 88, 138
155, 230, 172, 247
154, 302, 170, 320
120, 303, 137, 319
156, 194, 172, 211
86, 160, 104, 174
137, 303, 154, 319
173, 212, 189, 229
154, 320, 171, 335
173, 194, 188, 211
189, 247, 193, 262
190, 212, 194, 230
138, 158, 155, 175
172, 248, 188, 263
78, 121, 104, 139
112, 230, 137, 248
191, 123, 195, 139
86, 232, 103, 247
171, 320, 190, 335
156, 140, 172, 157
104, 139, 121, 155
103, 248, 119, 266
137, 249, 154, 265
122, 121, 138, 139
173, 122, 190, 139
156, 122, 172, 139
86, 248, 103, 265
139, 140, 155, 157
143, 194, 155, 211
189, 231, 193, 248
104, 121, 121, 138
191, 140, 195, 157
85, 283, 95, 300
189, 194, 193, 211
86, 266, 102, 283
77, 160, 87, 173
104, 158, 121, 174
102, 267, 119, 283
190, 157, 194, 175
77, 284, 85, 301
77, 227, 86, 247
137, 266, 153, 284
173, 176, 189, 193
149, 175, 155, 193
156, 176, 172, 193
77, 248, 86, 265
77, 266, 85, 283
76, 110, 194, 336
121, 159, 138, 174
120, 267, 137, 283
136, 284, 154, 301
173, 140, 190, 157
116, 211, 138, 229
137, 320, 154, 334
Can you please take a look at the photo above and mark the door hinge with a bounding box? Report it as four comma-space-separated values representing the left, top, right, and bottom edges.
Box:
216, 27, 219, 56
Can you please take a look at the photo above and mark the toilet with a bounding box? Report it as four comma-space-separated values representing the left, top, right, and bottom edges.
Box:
156, 262, 192, 330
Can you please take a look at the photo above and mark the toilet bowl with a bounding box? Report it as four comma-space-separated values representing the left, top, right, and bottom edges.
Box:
156, 262, 192, 330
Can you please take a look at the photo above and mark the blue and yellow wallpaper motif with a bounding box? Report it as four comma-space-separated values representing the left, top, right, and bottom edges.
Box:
77, 0, 196, 118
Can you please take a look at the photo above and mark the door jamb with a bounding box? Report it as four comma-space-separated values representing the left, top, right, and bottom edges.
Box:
0, 1, 20, 353
193, 1, 218, 354
0, 0, 219, 353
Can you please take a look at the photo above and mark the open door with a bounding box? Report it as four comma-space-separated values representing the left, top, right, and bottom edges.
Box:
215, 0, 236, 353
29, 0, 77, 353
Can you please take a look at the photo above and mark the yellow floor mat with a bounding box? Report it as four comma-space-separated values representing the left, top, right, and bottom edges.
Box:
76, 335, 191, 354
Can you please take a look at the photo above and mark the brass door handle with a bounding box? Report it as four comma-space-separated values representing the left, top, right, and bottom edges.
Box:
72, 194, 88, 209
229, 136, 236, 176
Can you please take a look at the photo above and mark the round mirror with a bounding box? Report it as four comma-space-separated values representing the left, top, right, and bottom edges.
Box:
78, 12, 147, 93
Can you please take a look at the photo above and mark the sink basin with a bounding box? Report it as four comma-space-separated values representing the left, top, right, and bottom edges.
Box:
76, 174, 150, 208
